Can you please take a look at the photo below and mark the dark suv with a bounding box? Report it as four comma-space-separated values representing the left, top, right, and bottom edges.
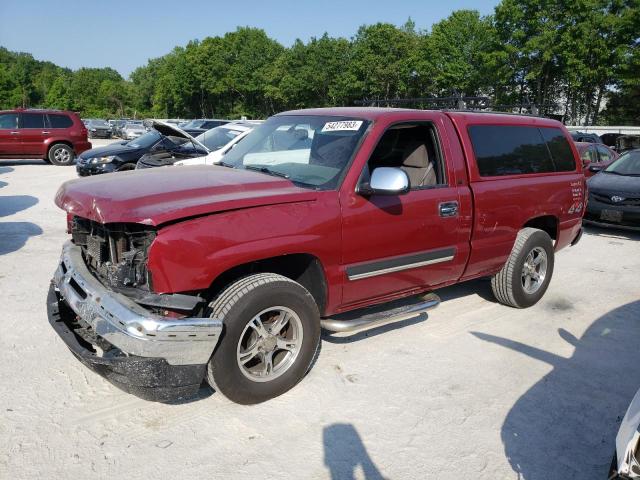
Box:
0, 108, 91, 165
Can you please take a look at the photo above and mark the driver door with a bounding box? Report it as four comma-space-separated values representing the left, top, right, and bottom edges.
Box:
339, 120, 468, 307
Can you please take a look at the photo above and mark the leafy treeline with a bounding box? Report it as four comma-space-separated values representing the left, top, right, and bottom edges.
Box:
0, 0, 638, 125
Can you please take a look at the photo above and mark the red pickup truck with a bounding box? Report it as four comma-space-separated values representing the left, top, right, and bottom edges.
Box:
47, 108, 585, 404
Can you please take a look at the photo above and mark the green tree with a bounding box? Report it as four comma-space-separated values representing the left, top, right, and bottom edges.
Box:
266, 34, 353, 110
348, 23, 419, 101
422, 10, 496, 97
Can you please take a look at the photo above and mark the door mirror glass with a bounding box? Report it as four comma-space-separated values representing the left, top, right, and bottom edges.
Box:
589, 164, 603, 173
359, 167, 409, 196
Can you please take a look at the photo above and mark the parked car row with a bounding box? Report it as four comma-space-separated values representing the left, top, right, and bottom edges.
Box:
571, 130, 640, 154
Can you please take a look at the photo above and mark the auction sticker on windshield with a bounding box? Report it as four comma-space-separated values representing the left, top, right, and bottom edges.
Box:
321, 120, 363, 132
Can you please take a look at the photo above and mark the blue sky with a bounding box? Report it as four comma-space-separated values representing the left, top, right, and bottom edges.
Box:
0, 0, 499, 78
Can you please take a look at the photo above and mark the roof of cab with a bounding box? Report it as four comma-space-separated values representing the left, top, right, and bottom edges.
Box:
275, 106, 564, 128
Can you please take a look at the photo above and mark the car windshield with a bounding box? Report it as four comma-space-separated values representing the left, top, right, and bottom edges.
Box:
182, 120, 204, 129
222, 115, 370, 190
196, 127, 244, 151
604, 150, 640, 176
91, 120, 109, 127
128, 131, 160, 148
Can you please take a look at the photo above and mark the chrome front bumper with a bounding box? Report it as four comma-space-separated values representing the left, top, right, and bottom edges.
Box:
52, 242, 222, 366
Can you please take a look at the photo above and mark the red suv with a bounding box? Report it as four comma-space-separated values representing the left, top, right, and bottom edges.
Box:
0, 108, 91, 165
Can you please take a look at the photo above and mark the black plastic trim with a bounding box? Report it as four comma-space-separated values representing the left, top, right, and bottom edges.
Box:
346, 247, 456, 279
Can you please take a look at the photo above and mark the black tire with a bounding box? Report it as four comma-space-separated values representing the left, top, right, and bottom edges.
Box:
47, 143, 75, 166
206, 273, 321, 404
491, 227, 555, 308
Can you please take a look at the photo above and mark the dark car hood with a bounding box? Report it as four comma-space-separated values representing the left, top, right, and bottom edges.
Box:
78, 142, 140, 160
588, 172, 640, 195
55, 165, 317, 226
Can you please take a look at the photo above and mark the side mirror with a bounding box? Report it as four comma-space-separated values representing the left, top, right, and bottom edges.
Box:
359, 167, 410, 196
581, 157, 590, 168
589, 165, 603, 173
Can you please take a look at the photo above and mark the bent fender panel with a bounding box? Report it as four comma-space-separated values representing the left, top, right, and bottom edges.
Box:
147, 195, 342, 311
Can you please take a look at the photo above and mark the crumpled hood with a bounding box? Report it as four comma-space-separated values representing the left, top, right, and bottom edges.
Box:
588, 172, 640, 195
55, 166, 317, 226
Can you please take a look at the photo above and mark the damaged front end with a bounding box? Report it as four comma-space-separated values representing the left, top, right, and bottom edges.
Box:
47, 216, 223, 402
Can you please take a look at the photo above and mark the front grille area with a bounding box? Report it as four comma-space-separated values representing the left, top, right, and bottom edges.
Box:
71, 217, 156, 290
591, 192, 640, 207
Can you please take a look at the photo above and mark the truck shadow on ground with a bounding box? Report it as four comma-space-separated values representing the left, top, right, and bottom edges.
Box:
0, 195, 39, 217
323, 423, 385, 480
322, 278, 495, 344
583, 224, 640, 241
472, 300, 640, 480
0, 221, 43, 255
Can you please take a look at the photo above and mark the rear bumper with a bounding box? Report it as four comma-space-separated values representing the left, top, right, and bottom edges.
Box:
47, 242, 222, 401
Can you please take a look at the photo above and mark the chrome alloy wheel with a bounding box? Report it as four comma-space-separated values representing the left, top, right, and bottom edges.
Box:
521, 246, 548, 294
54, 147, 71, 163
236, 306, 304, 382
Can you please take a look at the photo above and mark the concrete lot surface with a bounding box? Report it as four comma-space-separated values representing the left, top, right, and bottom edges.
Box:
1, 157, 639, 480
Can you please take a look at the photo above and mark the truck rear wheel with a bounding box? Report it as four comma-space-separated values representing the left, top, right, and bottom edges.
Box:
491, 227, 555, 308
206, 273, 321, 404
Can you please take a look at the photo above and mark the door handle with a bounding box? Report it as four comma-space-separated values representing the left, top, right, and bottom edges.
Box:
42, 131, 50, 135
10, 131, 19, 135
439, 201, 459, 218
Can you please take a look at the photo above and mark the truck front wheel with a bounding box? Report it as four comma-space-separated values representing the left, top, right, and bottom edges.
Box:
491, 227, 555, 308
205, 273, 321, 404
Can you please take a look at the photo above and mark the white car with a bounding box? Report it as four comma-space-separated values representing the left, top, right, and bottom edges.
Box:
613, 389, 640, 478
121, 122, 147, 140
174, 121, 262, 166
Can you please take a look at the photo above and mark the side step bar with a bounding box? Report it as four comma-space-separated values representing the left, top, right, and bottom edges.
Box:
321, 292, 440, 334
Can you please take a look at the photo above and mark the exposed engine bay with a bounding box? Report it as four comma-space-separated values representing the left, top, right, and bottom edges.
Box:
70, 216, 155, 291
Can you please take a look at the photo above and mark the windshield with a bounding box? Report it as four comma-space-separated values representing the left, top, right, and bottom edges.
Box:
222, 115, 370, 190
196, 127, 244, 151
182, 120, 204, 129
91, 120, 109, 127
604, 150, 640, 175
128, 131, 161, 148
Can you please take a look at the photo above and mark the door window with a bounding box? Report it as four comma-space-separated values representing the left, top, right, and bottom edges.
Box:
0, 113, 18, 129
47, 114, 73, 129
363, 123, 446, 189
20, 113, 45, 129
580, 146, 596, 164
596, 145, 612, 163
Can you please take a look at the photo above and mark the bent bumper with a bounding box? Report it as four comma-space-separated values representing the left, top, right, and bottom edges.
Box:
48, 242, 222, 400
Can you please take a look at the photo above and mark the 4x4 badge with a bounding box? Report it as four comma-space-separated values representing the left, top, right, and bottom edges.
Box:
611, 195, 625, 203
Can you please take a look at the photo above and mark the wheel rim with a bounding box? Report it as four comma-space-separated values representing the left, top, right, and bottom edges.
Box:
521, 247, 548, 294
54, 147, 70, 163
236, 306, 304, 383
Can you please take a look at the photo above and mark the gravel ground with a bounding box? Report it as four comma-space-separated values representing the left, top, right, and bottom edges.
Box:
1, 153, 639, 480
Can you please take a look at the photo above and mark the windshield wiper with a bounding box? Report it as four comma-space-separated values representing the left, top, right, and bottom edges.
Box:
244, 165, 290, 179
218, 161, 235, 168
